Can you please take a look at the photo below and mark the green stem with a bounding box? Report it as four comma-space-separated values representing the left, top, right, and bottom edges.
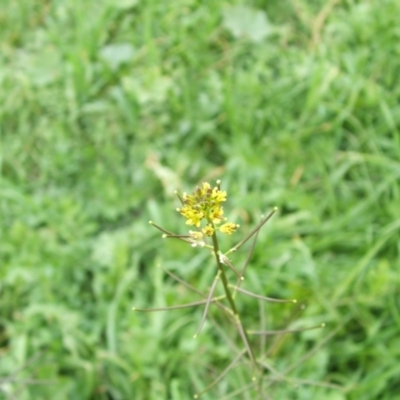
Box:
210, 229, 257, 372
226, 207, 277, 255
210, 232, 237, 313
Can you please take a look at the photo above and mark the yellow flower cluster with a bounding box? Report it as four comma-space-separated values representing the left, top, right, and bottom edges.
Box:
177, 182, 239, 237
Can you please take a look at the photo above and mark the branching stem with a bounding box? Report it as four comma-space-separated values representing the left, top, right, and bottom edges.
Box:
210, 226, 258, 373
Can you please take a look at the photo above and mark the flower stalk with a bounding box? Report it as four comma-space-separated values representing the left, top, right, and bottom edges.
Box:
134, 180, 326, 397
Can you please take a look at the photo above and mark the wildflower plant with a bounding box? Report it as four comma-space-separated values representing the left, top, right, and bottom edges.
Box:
134, 181, 326, 398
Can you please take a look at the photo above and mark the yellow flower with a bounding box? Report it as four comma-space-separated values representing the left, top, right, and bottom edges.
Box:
199, 182, 211, 195
219, 222, 239, 235
176, 181, 239, 236
209, 207, 225, 224
202, 224, 215, 236
179, 206, 204, 227
211, 187, 227, 203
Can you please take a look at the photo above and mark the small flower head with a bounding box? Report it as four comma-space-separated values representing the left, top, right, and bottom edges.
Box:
202, 224, 215, 236
219, 222, 240, 235
179, 206, 204, 227
176, 181, 239, 236
211, 187, 227, 203
209, 207, 224, 224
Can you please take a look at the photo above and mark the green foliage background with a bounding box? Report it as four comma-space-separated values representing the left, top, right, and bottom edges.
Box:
1, 0, 400, 399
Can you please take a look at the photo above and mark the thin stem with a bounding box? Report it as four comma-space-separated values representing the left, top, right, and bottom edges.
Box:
161, 267, 207, 297
210, 232, 238, 316
235, 227, 260, 291
174, 190, 184, 205
229, 285, 297, 304
150, 221, 215, 249
264, 303, 307, 358
248, 323, 326, 336
194, 271, 221, 338
235, 316, 258, 376
210, 228, 257, 373
161, 267, 232, 315
193, 348, 246, 398
256, 360, 295, 388
227, 208, 277, 255
281, 323, 340, 376
132, 297, 226, 312
218, 253, 242, 279
263, 324, 344, 392
219, 382, 260, 400
283, 378, 344, 390
148, 221, 177, 237
259, 300, 266, 364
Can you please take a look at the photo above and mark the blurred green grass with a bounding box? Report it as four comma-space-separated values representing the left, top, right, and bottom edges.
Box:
1, 0, 400, 399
